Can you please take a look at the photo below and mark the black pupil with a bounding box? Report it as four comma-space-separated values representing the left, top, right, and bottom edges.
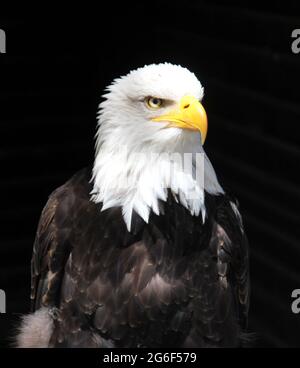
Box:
152, 98, 159, 105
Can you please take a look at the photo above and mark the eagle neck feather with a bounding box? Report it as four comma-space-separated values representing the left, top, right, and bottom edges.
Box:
91, 129, 223, 231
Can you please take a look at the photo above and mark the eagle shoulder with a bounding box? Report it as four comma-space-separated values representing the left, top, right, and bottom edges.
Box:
30, 168, 91, 311
213, 195, 250, 329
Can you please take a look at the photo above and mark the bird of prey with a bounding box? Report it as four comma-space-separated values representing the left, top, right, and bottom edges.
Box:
16, 63, 250, 348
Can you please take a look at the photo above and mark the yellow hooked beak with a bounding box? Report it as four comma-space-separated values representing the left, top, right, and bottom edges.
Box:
152, 95, 208, 144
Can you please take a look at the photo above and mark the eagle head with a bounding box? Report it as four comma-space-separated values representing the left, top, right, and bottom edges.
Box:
92, 63, 223, 230
96, 63, 207, 153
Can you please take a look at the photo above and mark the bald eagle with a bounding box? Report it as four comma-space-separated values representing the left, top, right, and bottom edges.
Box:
16, 63, 249, 348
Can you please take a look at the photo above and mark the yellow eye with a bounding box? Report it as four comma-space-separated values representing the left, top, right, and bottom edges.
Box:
145, 97, 163, 109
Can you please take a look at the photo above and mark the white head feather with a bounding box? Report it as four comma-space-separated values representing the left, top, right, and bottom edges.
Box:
91, 63, 223, 231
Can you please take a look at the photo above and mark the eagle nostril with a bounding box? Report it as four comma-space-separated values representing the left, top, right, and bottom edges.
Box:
183, 104, 190, 109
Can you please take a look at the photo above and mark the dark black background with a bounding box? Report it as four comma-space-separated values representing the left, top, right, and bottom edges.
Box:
1, 0, 300, 348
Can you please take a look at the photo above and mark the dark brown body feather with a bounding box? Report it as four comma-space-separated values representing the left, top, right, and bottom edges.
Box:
30, 168, 249, 347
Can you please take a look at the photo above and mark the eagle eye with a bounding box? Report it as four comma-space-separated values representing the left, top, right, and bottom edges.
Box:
145, 96, 163, 110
